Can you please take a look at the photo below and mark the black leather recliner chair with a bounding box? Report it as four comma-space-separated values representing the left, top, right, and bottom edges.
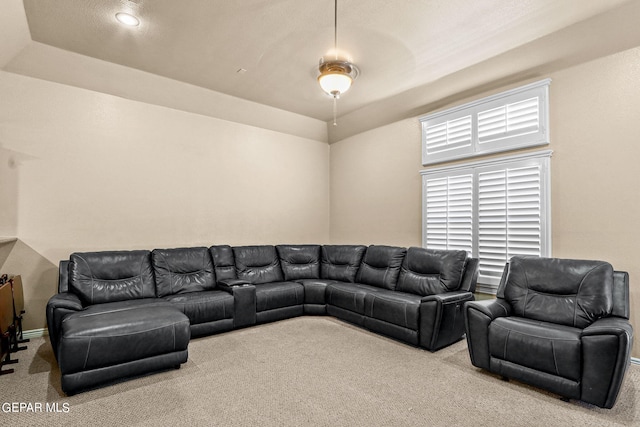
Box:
464, 256, 633, 408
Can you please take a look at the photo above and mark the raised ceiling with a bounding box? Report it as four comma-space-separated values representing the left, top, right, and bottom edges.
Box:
14, 0, 640, 141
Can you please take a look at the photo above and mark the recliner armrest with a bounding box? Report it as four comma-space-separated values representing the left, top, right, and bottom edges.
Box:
582, 316, 634, 339
464, 298, 512, 321
463, 298, 512, 370
581, 316, 634, 408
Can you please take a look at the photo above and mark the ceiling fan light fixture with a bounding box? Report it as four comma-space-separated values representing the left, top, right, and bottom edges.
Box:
115, 12, 140, 27
318, 60, 358, 98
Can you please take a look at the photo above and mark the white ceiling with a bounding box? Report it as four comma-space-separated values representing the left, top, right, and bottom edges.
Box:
8, 0, 640, 142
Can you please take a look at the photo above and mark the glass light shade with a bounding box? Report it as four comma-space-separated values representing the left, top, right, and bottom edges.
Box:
318, 72, 353, 97
115, 12, 140, 27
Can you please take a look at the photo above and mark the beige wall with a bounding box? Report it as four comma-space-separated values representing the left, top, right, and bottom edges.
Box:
330, 46, 640, 358
0, 70, 330, 330
330, 118, 422, 247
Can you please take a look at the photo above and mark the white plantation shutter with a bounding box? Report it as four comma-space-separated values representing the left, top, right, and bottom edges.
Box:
477, 97, 539, 143
423, 173, 473, 252
477, 162, 543, 283
424, 115, 472, 156
421, 79, 550, 165
422, 151, 551, 292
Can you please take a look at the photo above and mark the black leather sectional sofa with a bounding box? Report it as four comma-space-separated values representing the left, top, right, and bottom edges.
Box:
46, 244, 479, 394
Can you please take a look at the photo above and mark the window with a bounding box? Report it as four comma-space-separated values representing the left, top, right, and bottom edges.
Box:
420, 79, 550, 165
421, 151, 551, 293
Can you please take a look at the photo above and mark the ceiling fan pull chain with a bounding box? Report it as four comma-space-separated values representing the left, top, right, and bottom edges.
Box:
333, 96, 338, 126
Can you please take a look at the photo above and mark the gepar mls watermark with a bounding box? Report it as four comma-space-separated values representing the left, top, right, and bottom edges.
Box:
2, 402, 70, 413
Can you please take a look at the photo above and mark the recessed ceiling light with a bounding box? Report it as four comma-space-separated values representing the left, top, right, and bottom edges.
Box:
115, 12, 140, 27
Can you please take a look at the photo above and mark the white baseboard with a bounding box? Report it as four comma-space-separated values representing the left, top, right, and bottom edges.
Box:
22, 328, 48, 339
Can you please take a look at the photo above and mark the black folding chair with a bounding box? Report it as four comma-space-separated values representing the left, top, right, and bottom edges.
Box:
0, 282, 17, 375
10, 276, 28, 351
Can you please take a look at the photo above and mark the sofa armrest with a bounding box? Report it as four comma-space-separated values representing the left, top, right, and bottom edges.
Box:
463, 298, 512, 370
217, 281, 256, 328
48, 292, 83, 311
419, 291, 475, 351
218, 279, 252, 292
459, 258, 479, 293
421, 290, 474, 304
581, 317, 634, 408
46, 292, 83, 361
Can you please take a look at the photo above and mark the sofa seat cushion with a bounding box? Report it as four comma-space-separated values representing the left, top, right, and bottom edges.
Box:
255, 282, 304, 312
326, 282, 382, 315
489, 317, 582, 382
164, 290, 234, 324
59, 299, 190, 375
363, 290, 421, 330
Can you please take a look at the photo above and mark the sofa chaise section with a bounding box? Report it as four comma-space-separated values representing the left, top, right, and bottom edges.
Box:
47, 250, 190, 395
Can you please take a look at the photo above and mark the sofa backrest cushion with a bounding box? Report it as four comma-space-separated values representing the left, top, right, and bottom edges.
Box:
151, 247, 216, 297
396, 247, 468, 296
210, 245, 237, 282
69, 250, 156, 305
276, 245, 321, 281
233, 245, 284, 284
321, 245, 367, 282
356, 245, 407, 290
500, 256, 613, 329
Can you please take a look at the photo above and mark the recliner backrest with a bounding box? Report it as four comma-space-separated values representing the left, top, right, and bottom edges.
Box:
69, 250, 156, 305
321, 245, 366, 282
210, 245, 237, 282
396, 247, 468, 296
151, 247, 216, 297
356, 245, 406, 290
276, 245, 321, 280
499, 256, 614, 329
233, 245, 283, 284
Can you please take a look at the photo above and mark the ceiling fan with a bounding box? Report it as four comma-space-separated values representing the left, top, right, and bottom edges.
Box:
317, 0, 359, 126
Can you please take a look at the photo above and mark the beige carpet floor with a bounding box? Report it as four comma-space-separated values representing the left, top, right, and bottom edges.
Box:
1, 316, 638, 426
